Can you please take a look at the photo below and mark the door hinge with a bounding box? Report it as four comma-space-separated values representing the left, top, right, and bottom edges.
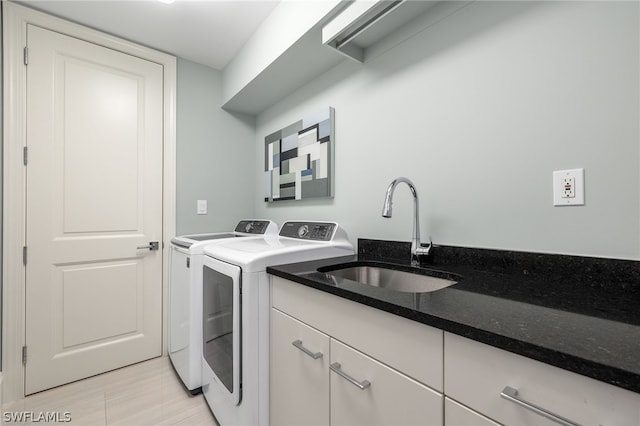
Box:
23, 146, 28, 165
186, 257, 190, 268
23, 246, 27, 266
23, 47, 28, 66
22, 346, 27, 365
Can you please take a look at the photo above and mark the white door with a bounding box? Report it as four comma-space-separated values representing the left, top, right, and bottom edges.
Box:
24, 24, 164, 395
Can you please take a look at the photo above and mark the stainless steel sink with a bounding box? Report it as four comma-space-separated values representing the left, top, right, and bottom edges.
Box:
319, 263, 459, 293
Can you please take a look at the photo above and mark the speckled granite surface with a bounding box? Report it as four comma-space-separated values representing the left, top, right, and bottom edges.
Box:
267, 239, 640, 394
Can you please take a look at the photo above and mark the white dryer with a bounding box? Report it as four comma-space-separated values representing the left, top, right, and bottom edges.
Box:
169, 220, 278, 393
201, 221, 354, 425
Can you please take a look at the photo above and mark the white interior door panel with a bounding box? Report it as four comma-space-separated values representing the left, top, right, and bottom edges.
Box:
25, 24, 164, 394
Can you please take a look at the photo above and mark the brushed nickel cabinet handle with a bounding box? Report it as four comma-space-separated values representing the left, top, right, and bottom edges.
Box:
500, 386, 581, 426
330, 362, 371, 390
291, 340, 323, 359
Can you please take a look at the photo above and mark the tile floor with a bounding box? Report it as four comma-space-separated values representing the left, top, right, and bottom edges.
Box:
2, 357, 218, 425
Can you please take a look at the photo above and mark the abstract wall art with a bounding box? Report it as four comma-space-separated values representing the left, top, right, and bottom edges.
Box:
264, 107, 334, 202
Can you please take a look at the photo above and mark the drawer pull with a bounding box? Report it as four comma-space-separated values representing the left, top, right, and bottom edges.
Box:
330, 362, 371, 390
291, 340, 323, 359
500, 386, 582, 426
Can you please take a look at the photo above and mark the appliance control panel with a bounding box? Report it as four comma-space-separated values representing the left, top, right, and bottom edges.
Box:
234, 220, 272, 234
280, 222, 336, 241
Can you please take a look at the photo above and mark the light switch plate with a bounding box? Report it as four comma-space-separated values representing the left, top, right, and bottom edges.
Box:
197, 199, 208, 215
553, 169, 584, 206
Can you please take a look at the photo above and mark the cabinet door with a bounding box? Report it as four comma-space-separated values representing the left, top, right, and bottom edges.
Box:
445, 398, 501, 426
330, 339, 443, 426
270, 308, 330, 426
445, 332, 640, 426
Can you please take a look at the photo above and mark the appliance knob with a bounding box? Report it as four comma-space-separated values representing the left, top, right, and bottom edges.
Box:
245, 222, 254, 233
297, 225, 309, 238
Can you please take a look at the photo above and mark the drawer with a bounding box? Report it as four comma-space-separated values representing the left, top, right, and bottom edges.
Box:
444, 332, 640, 426
271, 276, 443, 390
330, 339, 443, 426
445, 398, 500, 426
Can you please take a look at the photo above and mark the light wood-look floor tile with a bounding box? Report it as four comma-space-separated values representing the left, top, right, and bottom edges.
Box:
2, 357, 218, 426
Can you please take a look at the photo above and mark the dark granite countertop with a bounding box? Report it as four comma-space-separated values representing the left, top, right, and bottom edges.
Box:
266, 239, 640, 394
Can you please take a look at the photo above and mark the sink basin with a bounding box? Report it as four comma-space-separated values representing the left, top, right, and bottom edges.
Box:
318, 262, 459, 293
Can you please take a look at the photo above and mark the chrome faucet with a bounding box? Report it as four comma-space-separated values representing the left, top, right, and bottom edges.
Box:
381, 177, 432, 266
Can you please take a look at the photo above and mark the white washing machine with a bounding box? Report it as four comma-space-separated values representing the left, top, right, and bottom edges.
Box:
169, 220, 278, 394
201, 221, 354, 425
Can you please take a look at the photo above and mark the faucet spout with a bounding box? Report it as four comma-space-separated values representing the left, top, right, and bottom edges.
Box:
381, 177, 431, 266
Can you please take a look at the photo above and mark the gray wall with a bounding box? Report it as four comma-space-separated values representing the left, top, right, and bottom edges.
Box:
253, 1, 639, 259
176, 58, 255, 235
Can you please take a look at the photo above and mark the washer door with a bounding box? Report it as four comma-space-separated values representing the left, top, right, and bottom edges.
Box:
202, 256, 242, 405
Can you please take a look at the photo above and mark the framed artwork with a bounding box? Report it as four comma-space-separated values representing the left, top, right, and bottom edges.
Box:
264, 107, 334, 202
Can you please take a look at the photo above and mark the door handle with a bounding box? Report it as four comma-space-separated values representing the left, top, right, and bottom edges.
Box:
137, 241, 159, 251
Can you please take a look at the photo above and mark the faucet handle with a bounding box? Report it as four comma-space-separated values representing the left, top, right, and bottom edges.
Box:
416, 236, 432, 254
413, 237, 433, 266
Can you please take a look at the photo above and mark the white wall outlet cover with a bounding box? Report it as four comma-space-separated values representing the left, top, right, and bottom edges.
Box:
197, 199, 208, 215
553, 168, 584, 206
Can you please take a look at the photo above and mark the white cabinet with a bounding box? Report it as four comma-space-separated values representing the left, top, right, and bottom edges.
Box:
444, 332, 640, 426
270, 276, 640, 426
270, 309, 329, 426
270, 276, 444, 426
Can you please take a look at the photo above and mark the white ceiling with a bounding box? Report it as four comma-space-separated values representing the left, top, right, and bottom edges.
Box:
17, 0, 280, 70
